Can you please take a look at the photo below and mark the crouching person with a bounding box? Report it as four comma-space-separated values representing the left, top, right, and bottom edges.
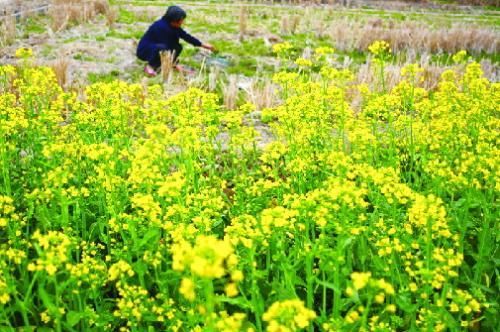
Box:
136, 5, 215, 76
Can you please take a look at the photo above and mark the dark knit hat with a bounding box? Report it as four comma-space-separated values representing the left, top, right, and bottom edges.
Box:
163, 5, 187, 22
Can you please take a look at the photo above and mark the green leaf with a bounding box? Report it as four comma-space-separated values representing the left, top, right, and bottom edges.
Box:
137, 228, 160, 250
315, 277, 341, 293
38, 286, 56, 312
66, 311, 84, 327
396, 295, 417, 312
6, 326, 35, 332
218, 296, 253, 309
133, 260, 148, 277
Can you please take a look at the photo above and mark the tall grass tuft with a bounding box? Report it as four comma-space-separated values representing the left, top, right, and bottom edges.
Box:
50, 57, 70, 90
0, 14, 16, 46
223, 75, 239, 110
50, 0, 112, 32
329, 19, 499, 55
247, 78, 277, 111
105, 6, 118, 27
239, 6, 248, 41
160, 50, 176, 83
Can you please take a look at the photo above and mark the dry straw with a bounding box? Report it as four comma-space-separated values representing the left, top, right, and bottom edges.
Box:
105, 6, 118, 27
223, 75, 239, 110
0, 14, 16, 46
50, 57, 70, 90
247, 79, 277, 111
280, 16, 289, 35
329, 19, 499, 55
50, 0, 112, 32
290, 15, 300, 34
281, 14, 301, 35
208, 66, 220, 92
93, 0, 110, 15
160, 50, 176, 83
239, 6, 248, 41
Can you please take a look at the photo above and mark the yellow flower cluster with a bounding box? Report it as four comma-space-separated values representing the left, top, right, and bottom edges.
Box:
108, 260, 135, 281
15, 47, 33, 59
295, 57, 313, 68
263, 299, 316, 331
0, 195, 17, 228
0, 42, 496, 330
28, 231, 73, 276
452, 50, 468, 64
368, 40, 391, 56
172, 235, 237, 279
314, 46, 334, 56
113, 282, 152, 323
272, 42, 293, 55
213, 311, 248, 332
350, 271, 371, 290
179, 277, 196, 301
0, 275, 10, 304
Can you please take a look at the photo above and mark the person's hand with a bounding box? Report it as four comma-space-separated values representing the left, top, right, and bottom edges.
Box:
202, 43, 216, 52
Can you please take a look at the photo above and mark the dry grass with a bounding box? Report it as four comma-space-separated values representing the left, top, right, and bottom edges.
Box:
353, 56, 499, 93
301, 47, 313, 60
313, 19, 327, 38
479, 59, 499, 82
347, 61, 444, 112
0, 14, 16, 47
280, 14, 300, 34
223, 75, 239, 110
50, 0, 112, 32
49, 6, 67, 32
105, 6, 118, 27
453, 0, 498, 5
50, 57, 70, 90
247, 79, 277, 110
290, 15, 300, 34
160, 50, 176, 83
93, 0, 110, 15
280, 15, 289, 35
329, 19, 499, 55
239, 6, 248, 41
128, 6, 162, 22
208, 67, 221, 92
236, 0, 495, 9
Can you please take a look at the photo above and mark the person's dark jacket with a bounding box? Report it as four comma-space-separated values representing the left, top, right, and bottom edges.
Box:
136, 18, 202, 62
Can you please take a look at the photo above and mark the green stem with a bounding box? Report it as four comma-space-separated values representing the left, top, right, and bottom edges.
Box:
250, 249, 263, 332
204, 279, 215, 331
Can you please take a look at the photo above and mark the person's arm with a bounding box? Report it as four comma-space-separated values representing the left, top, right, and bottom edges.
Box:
179, 28, 215, 51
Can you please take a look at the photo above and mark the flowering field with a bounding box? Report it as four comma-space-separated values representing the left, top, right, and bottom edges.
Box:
0, 43, 498, 331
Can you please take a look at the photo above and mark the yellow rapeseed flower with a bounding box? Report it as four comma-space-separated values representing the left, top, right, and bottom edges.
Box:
179, 278, 196, 301
350, 271, 371, 290
15, 47, 33, 59
263, 299, 316, 331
